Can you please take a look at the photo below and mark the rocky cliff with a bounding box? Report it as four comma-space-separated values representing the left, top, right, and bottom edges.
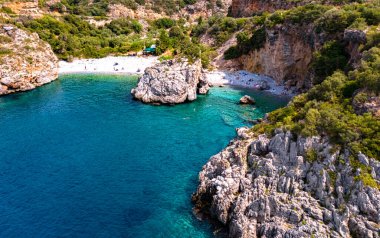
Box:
0, 25, 58, 95
111, 0, 232, 21
235, 24, 320, 90
229, 26, 360, 91
229, 0, 340, 17
193, 127, 380, 238
131, 59, 209, 104
230, 0, 297, 17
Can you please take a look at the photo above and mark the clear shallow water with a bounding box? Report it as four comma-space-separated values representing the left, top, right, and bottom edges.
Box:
0, 74, 288, 238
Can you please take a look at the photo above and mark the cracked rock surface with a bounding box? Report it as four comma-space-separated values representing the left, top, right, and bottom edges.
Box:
0, 25, 58, 95
193, 128, 380, 238
131, 59, 209, 104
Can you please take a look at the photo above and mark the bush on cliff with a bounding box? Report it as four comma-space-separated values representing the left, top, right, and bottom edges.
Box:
312, 41, 349, 83
224, 27, 266, 59
253, 46, 380, 160
21, 15, 145, 60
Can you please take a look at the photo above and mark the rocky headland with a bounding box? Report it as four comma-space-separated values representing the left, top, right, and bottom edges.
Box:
131, 59, 209, 104
0, 25, 58, 95
192, 128, 380, 237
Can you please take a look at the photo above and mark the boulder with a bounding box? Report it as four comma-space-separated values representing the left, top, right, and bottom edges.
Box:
131, 59, 209, 104
239, 95, 255, 104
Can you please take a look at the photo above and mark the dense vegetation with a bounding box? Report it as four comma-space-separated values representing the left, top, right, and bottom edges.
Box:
191, 16, 247, 46
17, 15, 147, 60
11, 14, 214, 66
255, 39, 379, 189
40, 0, 199, 16
223, 3, 380, 62
252, 43, 380, 186
150, 18, 215, 67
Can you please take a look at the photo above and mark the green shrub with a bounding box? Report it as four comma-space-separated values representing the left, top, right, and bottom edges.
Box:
1, 6, 14, 14
0, 35, 11, 43
312, 41, 349, 83
0, 47, 12, 55
224, 46, 240, 60
223, 27, 266, 59
306, 149, 318, 163
153, 18, 175, 29
22, 15, 144, 60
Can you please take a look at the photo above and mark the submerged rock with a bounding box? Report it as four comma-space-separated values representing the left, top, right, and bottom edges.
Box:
131, 59, 209, 104
239, 95, 255, 104
193, 129, 380, 238
0, 25, 58, 95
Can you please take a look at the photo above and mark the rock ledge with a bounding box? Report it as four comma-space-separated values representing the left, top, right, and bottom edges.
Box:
193, 128, 380, 238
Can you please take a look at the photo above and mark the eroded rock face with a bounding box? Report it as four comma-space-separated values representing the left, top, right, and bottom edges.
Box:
237, 25, 319, 90
0, 25, 58, 95
230, 0, 297, 17
106, 0, 232, 21
234, 24, 352, 91
131, 59, 209, 104
193, 128, 380, 238
229, 0, 336, 17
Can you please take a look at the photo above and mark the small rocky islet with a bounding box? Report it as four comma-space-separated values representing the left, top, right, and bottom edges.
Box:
130, 59, 210, 104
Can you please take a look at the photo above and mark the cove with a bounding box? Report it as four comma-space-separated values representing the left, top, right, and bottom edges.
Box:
0, 74, 288, 237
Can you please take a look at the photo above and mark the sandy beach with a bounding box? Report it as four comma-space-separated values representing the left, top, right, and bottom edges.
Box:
58, 56, 293, 95
206, 70, 293, 96
59, 56, 159, 75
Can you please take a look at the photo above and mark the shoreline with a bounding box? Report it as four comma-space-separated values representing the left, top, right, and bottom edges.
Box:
205, 70, 295, 96
58, 56, 159, 75
58, 56, 294, 96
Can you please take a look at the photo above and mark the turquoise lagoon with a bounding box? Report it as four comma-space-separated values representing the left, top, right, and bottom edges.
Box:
0, 74, 288, 237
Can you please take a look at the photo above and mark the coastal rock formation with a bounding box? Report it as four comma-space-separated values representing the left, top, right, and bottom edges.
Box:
230, 0, 299, 17
131, 59, 209, 104
236, 24, 320, 90
352, 90, 380, 118
193, 128, 380, 237
1, 0, 43, 18
0, 25, 58, 95
239, 95, 255, 104
108, 0, 232, 21
232, 23, 355, 90
344, 29, 367, 68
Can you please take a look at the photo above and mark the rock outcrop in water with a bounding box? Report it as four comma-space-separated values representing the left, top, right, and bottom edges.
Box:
239, 95, 255, 105
193, 128, 380, 238
0, 25, 58, 95
131, 59, 209, 104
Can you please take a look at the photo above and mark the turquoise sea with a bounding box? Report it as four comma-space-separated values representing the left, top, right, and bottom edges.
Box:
0, 74, 288, 237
